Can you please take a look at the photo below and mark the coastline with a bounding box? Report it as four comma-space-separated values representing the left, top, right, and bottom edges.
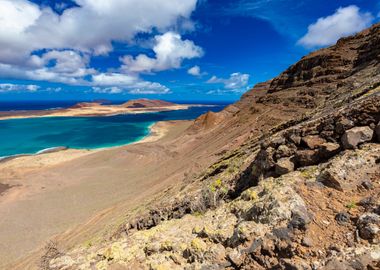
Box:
0, 120, 176, 164
0, 119, 194, 268
0, 103, 218, 121
0, 104, 195, 121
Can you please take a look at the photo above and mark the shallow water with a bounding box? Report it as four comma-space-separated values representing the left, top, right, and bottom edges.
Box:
0, 105, 226, 157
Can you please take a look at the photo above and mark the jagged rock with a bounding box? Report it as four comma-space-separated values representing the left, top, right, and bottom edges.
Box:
335, 118, 355, 134
319, 142, 340, 159
275, 158, 295, 176
302, 135, 327, 149
341, 126, 374, 149
289, 134, 302, 145
357, 213, 380, 242
295, 149, 320, 166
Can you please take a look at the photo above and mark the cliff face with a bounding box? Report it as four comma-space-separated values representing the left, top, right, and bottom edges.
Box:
41, 24, 380, 270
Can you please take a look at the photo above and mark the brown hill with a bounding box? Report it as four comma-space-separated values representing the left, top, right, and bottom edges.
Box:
69, 102, 101, 109
122, 99, 176, 108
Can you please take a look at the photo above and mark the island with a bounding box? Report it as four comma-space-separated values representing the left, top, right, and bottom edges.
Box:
0, 99, 191, 120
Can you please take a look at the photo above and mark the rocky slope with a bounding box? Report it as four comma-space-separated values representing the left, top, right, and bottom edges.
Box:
40, 24, 380, 270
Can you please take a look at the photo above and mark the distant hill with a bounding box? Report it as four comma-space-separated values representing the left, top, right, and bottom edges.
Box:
122, 99, 176, 108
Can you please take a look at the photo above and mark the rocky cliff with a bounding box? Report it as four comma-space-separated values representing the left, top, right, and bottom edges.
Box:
41, 24, 380, 270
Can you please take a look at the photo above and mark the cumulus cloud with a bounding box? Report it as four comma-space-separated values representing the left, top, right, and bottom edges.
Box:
207, 72, 250, 90
0, 83, 40, 92
92, 87, 123, 94
121, 32, 203, 73
187, 65, 206, 76
0, 0, 198, 64
298, 5, 373, 48
0, 0, 198, 94
91, 73, 171, 94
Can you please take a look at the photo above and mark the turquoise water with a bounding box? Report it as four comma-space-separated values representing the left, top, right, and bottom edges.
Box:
0, 105, 225, 157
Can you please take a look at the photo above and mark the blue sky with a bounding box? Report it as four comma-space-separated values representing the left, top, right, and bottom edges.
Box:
0, 0, 379, 102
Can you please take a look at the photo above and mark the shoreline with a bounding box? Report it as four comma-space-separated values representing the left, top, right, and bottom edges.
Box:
0, 104, 217, 121
0, 119, 194, 268
0, 120, 184, 164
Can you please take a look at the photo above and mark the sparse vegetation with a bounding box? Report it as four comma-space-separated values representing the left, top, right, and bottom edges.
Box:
346, 201, 357, 210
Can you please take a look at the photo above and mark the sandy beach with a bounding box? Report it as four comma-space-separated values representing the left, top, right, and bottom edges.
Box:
0, 120, 192, 268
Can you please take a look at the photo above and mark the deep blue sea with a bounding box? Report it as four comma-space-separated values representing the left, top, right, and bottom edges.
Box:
0, 101, 227, 157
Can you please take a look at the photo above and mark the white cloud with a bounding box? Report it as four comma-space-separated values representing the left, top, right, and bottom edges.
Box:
92, 87, 123, 94
0, 0, 198, 64
121, 32, 203, 73
91, 73, 171, 94
188, 65, 206, 76
207, 72, 250, 90
128, 83, 171, 94
46, 87, 62, 92
298, 5, 373, 48
0, 83, 40, 92
0, 0, 199, 94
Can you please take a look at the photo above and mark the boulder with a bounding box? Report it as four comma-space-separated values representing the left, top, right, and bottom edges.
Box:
275, 158, 295, 176
341, 126, 373, 149
302, 135, 326, 149
357, 213, 380, 242
319, 143, 340, 159
317, 145, 380, 191
295, 150, 320, 167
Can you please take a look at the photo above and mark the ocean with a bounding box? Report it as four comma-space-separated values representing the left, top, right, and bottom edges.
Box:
0, 103, 227, 157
